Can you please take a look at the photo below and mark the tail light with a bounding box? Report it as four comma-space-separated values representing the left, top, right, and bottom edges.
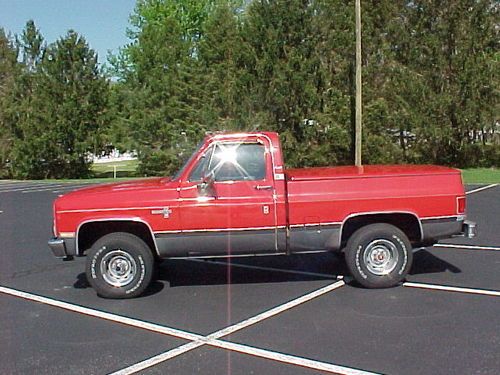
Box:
457, 196, 466, 215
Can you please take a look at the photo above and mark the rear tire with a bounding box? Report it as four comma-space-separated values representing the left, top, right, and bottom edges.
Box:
86, 232, 155, 299
345, 224, 413, 288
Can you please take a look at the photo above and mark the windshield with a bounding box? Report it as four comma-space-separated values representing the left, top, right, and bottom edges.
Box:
172, 140, 205, 181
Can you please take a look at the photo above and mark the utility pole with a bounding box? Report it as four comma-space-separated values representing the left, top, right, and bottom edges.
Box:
355, 0, 362, 166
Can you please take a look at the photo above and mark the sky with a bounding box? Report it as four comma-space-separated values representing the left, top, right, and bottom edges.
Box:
0, 0, 137, 65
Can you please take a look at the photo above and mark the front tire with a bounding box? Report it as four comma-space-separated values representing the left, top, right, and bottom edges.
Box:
345, 224, 413, 288
86, 232, 155, 299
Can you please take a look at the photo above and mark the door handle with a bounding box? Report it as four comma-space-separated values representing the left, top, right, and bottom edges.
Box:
255, 185, 273, 190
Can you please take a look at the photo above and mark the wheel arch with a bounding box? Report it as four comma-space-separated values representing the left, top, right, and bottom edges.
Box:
76, 218, 159, 257
340, 211, 423, 248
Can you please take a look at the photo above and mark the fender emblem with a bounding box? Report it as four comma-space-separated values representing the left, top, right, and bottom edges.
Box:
151, 207, 172, 219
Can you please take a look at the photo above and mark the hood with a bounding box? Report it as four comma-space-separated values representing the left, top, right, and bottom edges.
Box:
54, 177, 178, 212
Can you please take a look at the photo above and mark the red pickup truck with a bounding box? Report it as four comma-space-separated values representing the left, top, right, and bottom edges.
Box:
49, 132, 476, 298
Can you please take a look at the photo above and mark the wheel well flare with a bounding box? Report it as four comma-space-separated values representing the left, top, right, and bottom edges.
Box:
341, 213, 422, 246
77, 220, 157, 257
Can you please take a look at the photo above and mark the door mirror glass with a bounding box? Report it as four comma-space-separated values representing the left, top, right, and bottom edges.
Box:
197, 172, 216, 198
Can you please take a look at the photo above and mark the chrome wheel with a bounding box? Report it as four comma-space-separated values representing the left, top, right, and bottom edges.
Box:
363, 239, 399, 276
100, 250, 137, 287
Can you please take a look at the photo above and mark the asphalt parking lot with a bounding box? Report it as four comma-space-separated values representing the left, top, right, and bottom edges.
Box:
0, 180, 499, 375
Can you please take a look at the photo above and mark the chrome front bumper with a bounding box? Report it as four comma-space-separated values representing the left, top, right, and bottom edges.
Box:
48, 237, 76, 259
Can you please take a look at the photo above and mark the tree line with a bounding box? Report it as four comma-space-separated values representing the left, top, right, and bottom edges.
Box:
0, 0, 498, 179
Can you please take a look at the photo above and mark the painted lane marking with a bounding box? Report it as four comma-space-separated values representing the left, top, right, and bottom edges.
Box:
466, 184, 498, 195
0, 286, 201, 341
434, 243, 500, 251
0, 183, 69, 193
0, 282, 365, 375
110, 341, 206, 375
207, 280, 345, 340
51, 189, 86, 194
111, 280, 347, 374
0, 181, 28, 187
114, 336, 379, 375
21, 184, 92, 193
0, 181, 75, 189
20, 185, 80, 193
21, 182, 95, 193
52, 184, 97, 193
210, 340, 380, 375
0, 182, 56, 191
0, 180, 96, 193
0, 283, 377, 375
189, 258, 338, 279
403, 282, 500, 297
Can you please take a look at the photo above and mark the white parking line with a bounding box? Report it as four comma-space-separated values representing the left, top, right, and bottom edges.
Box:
52, 184, 95, 193
189, 258, 337, 279
0, 181, 25, 187
0, 281, 362, 375
403, 282, 500, 297
0, 182, 51, 191
111, 280, 347, 374
209, 280, 345, 339
0, 181, 96, 193
210, 340, 379, 375
0, 183, 68, 193
113, 335, 378, 375
0, 286, 201, 341
22, 184, 91, 193
20, 185, 77, 193
466, 184, 498, 195
434, 244, 500, 251
111, 341, 206, 375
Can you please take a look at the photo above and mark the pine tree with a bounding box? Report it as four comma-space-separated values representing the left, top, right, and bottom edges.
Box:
0, 29, 19, 177
9, 23, 109, 178
237, 0, 354, 167
110, 0, 217, 176
388, 0, 499, 166
197, 1, 251, 130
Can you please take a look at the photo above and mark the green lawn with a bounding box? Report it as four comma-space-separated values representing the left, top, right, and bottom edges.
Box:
461, 168, 500, 184
91, 159, 139, 178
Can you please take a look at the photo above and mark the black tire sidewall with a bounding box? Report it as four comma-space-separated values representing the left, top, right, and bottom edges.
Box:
86, 233, 154, 299
346, 224, 413, 288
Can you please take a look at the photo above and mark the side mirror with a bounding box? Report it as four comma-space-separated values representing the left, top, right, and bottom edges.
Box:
197, 172, 216, 198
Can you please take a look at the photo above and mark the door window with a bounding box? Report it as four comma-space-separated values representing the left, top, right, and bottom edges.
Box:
209, 143, 266, 181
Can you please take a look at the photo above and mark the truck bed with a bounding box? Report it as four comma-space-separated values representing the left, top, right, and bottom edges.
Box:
285, 164, 465, 252
285, 165, 460, 181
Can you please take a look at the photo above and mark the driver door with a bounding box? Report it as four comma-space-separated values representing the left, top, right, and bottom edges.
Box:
177, 138, 277, 256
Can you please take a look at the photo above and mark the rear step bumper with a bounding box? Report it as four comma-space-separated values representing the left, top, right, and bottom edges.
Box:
461, 220, 477, 238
